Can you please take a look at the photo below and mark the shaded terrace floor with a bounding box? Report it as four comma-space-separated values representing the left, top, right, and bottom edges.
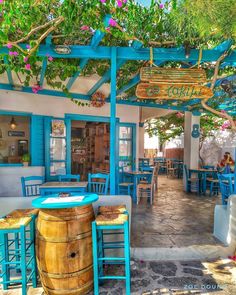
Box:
131, 176, 222, 248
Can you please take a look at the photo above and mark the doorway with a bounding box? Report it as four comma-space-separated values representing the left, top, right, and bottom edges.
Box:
71, 121, 110, 180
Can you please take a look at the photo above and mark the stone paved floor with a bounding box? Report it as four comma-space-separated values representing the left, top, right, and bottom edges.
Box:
1, 258, 236, 295
131, 176, 222, 248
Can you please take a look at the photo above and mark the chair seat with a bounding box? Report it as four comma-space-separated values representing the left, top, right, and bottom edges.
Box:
0, 217, 32, 229
188, 178, 199, 182
96, 213, 128, 225
119, 182, 133, 187
207, 178, 219, 183
138, 183, 151, 189
98, 205, 126, 214
6, 209, 39, 218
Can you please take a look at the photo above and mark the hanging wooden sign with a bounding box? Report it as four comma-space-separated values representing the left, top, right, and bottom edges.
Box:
136, 83, 213, 100
140, 67, 207, 84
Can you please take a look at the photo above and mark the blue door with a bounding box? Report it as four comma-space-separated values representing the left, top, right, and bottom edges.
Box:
45, 118, 71, 181
118, 123, 136, 171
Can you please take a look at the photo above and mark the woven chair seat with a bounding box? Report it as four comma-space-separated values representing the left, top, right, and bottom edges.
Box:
188, 177, 199, 182
138, 183, 151, 189
119, 182, 133, 186
98, 205, 126, 215
96, 213, 128, 225
0, 217, 32, 230
206, 178, 219, 183
6, 208, 39, 218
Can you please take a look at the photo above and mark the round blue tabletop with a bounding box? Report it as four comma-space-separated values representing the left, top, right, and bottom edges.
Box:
32, 193, 99, 209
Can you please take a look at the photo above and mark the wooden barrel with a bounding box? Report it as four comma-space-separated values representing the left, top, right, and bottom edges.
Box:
36, 205, 94, 295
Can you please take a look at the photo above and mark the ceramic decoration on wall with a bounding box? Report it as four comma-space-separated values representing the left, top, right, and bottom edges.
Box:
191, 124, 200, 138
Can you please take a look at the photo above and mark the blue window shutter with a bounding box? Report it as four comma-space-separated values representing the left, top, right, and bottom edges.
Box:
31, 115, 45, 166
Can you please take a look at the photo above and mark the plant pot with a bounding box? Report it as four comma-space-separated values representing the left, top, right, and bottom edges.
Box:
23, 162, 29, 167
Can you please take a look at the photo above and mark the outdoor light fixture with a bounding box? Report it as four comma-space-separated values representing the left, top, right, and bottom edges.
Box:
221, 79, 233, 96
54, 45, 71, 55
10, 117, 17, 130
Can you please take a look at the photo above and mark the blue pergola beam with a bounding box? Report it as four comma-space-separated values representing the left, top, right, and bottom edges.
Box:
3, 56, 13, 85
87, 40, 143, 96
116, 75, 141, 96
39, 58, 48, 87
66, 15, 110, 90
1, 45, 236, 63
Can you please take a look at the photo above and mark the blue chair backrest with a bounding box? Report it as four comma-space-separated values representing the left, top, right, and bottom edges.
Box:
21, 176, 45, 197
217, 173, 234, 204
58, 174, 80, 182
88, 173, 109, 195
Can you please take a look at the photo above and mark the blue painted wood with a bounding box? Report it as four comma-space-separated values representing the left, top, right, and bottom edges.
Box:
32, 193, 98, 209
44, 117, 52, 181
58, 174, 80, 182
87, 41, 143, 96
218, 173, 234, 205
21, 176, 45, 197
0, 216, 37, 293
116, 75, 140, 96
39, 58, 48, 87
88, 173, 109, 195
92, 217, 130, 295
66, 15, 110, 90
31, 115, 45, 166
40, 184, 87, 196
110, 47, 117, 194
65, 113, 116, 123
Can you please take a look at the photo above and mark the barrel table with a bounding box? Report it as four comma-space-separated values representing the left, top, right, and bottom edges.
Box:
32, 193, 99, 295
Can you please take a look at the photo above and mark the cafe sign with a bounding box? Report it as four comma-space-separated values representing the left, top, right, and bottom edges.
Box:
136, 83, 213, 100
140, 67, 207, 85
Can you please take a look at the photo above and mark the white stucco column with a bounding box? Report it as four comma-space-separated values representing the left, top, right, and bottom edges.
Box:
184, 112, 200, 189
138, 123, 145, 158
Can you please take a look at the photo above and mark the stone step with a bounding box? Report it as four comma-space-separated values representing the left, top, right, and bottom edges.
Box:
131, 242, 236, 261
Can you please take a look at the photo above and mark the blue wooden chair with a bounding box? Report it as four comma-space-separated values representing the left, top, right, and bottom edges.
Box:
58, 174, 80, 182
118, 167, 133, 196
184, 165, 200, 194
202, 165, 215, 170
206, 171, 219, 196
88, 173, 109, 195
92, 209, 130, 295
218, 173, 234, 205
0, 213, 37, 295
21, 176, 44, 197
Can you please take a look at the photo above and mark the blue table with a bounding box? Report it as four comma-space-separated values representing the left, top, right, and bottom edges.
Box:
32, 192, 98, 209
39, 181, 88, 196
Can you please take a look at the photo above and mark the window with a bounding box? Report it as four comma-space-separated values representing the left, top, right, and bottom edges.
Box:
0, 115, 30, 165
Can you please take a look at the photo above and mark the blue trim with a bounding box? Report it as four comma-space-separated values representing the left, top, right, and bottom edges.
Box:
0, 110, 32, 116
110, 47, 117, 195
44, 117, 52, 181
65, 113, 119, 123
65, 118, 71, 174
0, 163, 23, 167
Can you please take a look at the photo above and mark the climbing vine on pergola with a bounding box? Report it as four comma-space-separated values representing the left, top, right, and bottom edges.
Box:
0, 0, 236, 127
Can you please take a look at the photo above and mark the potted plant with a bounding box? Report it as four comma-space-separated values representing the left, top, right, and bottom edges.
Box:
22, 153, 30, 167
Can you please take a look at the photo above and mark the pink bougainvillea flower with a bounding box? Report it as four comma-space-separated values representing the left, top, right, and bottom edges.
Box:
81, 25, 90, 31
176, 112, 184, 118
32, 84, 42, 94
0, 0, 4, 4
9, 51, 18, 56
159, 3, 164, 9
221, 110, 226, 113
23, 57, 28, 62
105, 27, 111, 32
108, 18, 117, 27
117, 0, 123, 7
7, 43, 12, 49
26, 44, 30, 49
221, 120, 231, 130
25, 64, 31, 70
48, 56, 53, 62
100, 0, 106, 3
